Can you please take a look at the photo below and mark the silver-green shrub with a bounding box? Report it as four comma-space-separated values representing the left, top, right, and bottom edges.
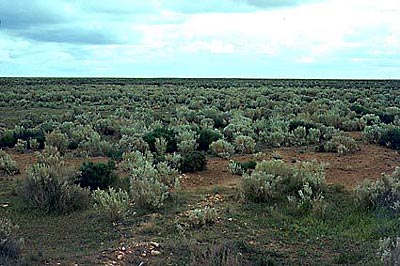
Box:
378, 237, 400, 266
234, 135, 256, 154
210, 139, 235, 158
92, 188, 130, 222
15, 139, 27, 154
0, 150, 19, 176
323, 134, 359, 154
177, 130, 198, 154
45, 130, 69, 154
356, 167, 400, 214
228, 160, 243, 176
0, 217, 21, 264
240, 159, 325, 208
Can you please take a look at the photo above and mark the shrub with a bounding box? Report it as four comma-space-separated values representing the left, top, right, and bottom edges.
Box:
177, 130, 198, 154
92, 188, 130, 222
129, 160, 179, 210
210, 139, 235, 158
190, 241, 242, 266
0, 217, 21, 265
143, 127, 177, 153
15, 139, 27, 154
120, 150, 154, 173
240, 159, 325, 208
356, 167, 400, 214
45, 130, 69, 154
176, 207, 219, 229
363, 125, 384, 144
21, 152, 90, 214
180, 151, 207, 173
197, 128, 222, 152
0, 150, 19, 176
229, 160, 243, 176
76, 161, 117, 190
0, 131, 17, 148
322, 134, 359, 154
378, 237, 400, 266
234, 135, 256, 154
380, 127, 400, 150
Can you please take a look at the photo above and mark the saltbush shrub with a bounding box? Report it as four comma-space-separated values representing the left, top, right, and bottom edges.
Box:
197, 128, 222, 152
180, 151, 207, 173
210, 139, 235, 158
356, 167, 400, 214
240, 159, 325, 209
21, 150, 90, 214
45, 130, 69, 154
92, 187, 130, 222
0, 217, 21, 265
322, 134, 359, 154
76, 161, 117, 190
143, 127, 177, 153
234, 135, 256, 154
0, 150, 19, 176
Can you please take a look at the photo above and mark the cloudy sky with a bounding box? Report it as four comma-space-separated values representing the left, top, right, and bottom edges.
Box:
0, 0, 399, 78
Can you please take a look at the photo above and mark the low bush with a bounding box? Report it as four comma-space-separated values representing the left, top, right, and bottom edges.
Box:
378, 237, 400, 266
0, 217, 21, 265
380, 127, 400, 150
92, 187, 130, 222
228, 160, 256, 176
190, 241, 242, 266
321, 134, 359, 154
15, 139, 27, 154
130, 160, 179, 210
143, 127, 178, 153
356, 167, 400, 214
197, 128, 222, 152
234, 135, 256, 154
21, 151, 90, 214
210, 139, 235, 158
76, 161, 117, 190
0, 150, 19, 176
180, 151, 207, 173
240, 159, 325, 210
45, 130, 69, 154
176, 207, 219, 230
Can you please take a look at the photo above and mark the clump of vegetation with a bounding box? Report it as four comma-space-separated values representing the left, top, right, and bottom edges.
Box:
0, 150, 19, 175
45, 130, 69, 154
129, 157, 180, 210
228, 160, 256, 176
240, 159, 325, 210
176, 207, 219, 230
0, 217, 22, 265
378, 236, 400, 266
190, 241, 242, 266
21, 148, 90, 214
197, 128, 222, 152
364, 125, 400, 150
356, 167, 400, 214
180, 151, 207, 173
321, 133, 359, 154
76, 161, 117, 190
143, 127, 177, 153
92, 187, 130, 222
234, 135, 256, 154
210, 139, 235, 158
15, 139, 27, 154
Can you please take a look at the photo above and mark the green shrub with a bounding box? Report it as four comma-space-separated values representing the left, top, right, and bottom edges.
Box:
92, 187, 130, 222
21, 152, 90, 214
322, 134, 359, 154
380, 127, 400, 150
190, 241, 242, 266
356, 167, 400, 214
177, 130, 198, 154
0, 131, 16, 148
229, 160, 243, 176
0, 150, 19, 176
143, 127, 177, 153
76, 161, 117, 190
234, 135, 256, 154
197, 128, 222, 152
0, 217, 21, 265
180, 151, 207, 173
210, 139, 235, 158
15, 139, 27, 154
240, 159, 325, 208
45, 130, 69, 154
378, 237, 400, 266
130, 160, 179, 210
177, 207, 219, 229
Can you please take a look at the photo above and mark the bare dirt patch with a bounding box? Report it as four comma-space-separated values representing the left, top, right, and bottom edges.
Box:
181, 143, 400, 190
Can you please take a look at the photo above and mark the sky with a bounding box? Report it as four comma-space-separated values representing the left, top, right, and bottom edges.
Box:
0, 0, 399, 78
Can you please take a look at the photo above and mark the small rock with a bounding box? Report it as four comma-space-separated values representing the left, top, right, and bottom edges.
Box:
117, 254, 123, 260
141, 252, 147, 257
150, 241, 160, 248
151, 250, 161, 256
